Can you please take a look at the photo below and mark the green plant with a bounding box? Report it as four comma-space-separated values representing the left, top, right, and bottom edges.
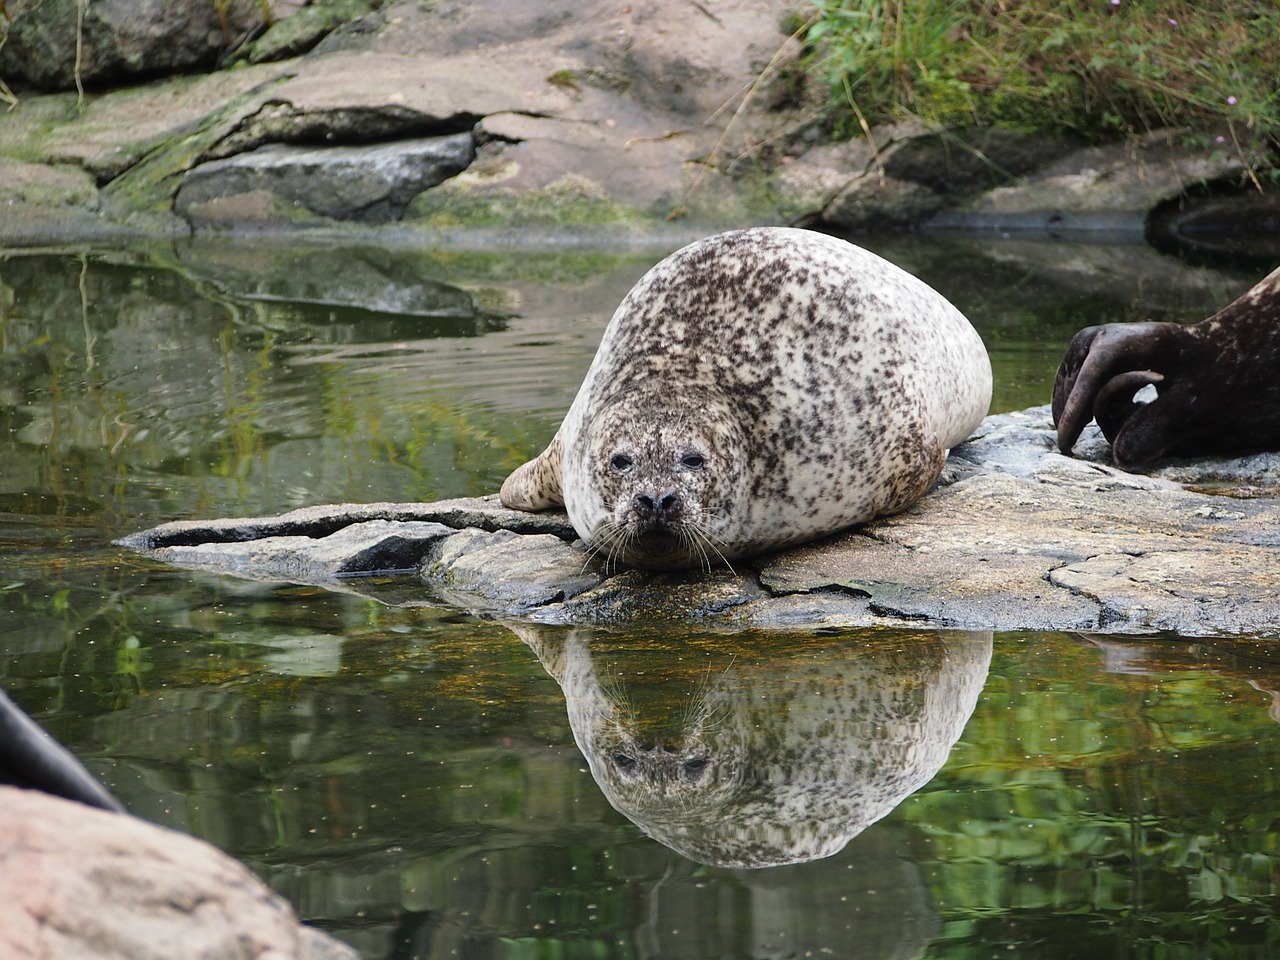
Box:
803, 0, 1280, 158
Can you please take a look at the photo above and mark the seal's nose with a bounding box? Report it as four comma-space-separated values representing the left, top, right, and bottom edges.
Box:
633, 490, 682, 520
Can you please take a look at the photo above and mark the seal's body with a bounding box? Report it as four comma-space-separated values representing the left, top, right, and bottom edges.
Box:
501, 227, 992, 570
1054, 264, 1280, 469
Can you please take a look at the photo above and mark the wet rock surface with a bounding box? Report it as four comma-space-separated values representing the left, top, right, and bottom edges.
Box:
120, 406, 1280, 637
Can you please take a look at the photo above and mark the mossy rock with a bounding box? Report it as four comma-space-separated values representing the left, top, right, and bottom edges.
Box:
405, 171, 639, 229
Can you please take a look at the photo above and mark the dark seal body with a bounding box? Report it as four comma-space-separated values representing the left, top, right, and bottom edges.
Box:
501, 227, 992, 570
1054, 264, 1280, 468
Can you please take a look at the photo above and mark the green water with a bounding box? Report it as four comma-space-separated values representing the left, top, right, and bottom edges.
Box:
2, 235, 1278, 959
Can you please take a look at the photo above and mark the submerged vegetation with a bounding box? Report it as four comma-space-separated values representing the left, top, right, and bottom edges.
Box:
802, 0, 1279, 156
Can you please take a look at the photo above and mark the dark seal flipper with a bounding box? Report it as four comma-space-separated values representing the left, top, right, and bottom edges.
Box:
1052, 322, 1197, 468
0, 688, 125, 813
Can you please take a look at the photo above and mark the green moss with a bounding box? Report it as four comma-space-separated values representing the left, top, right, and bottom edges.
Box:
544, 69, 583, 93
405, 173, 639, 229
98, 73, 294, 216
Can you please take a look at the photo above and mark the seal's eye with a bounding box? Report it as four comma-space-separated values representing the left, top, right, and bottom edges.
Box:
680, 452, 705, 470
612, 753, 637, 769
610, 453, 634, 472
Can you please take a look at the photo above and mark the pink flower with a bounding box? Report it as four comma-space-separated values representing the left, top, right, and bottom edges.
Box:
1228, 95, 1238, 105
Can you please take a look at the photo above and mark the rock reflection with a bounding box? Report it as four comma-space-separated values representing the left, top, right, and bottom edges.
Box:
512, 625, 992, 867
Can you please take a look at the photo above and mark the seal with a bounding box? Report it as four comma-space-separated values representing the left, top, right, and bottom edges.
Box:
1, 688, 123, 813
1053, 264, 1280, 469
500, 227, 992, 570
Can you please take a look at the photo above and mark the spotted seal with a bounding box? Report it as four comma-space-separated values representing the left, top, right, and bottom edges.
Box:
500, 227, 992, 570
1054, 264, 1280, 469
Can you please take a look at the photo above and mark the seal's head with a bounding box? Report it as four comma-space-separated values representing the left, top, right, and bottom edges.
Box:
569, 398, 749, 571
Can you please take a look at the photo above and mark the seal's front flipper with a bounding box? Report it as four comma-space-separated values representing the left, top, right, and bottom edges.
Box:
500, 434, 565, 511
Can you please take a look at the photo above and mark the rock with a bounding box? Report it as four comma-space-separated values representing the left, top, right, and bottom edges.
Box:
174, 132, 476, 225
3, 63, 293, 184
884, 127, 1079, 194
144, 519, 459, 581
775, 124, 1265, 238
0, 786, 357, 960
117, 407, 1280, 637
233, 0, 378, 65
0, 0, 265, 91
926, 130, 1263, 236
119, 497, 576, 550
1, 0, 801, 232
1146, 187, 1280, 267
769, 140, 877, 223
0, 157, 99, 209
424, 529, 602, 614
821, 175, 943, 231
773, 124, 1079, 229
6, 0, 1272, 240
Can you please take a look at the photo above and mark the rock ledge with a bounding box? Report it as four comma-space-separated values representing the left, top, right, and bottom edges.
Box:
119, 406, 1280, 637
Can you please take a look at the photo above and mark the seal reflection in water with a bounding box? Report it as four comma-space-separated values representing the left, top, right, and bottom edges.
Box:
1054, 264, 1280, 469
512, 625, 992, 869
500, 227, 992, 570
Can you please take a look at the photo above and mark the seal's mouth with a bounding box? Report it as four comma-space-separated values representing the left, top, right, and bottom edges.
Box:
620, 525, 693, 567
632, 526, 682, 555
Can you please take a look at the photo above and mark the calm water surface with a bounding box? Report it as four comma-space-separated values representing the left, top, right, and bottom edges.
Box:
2, 234, 1277, 959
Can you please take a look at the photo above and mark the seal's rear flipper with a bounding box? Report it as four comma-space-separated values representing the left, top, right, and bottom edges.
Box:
500, 434, 565, 511
0, 689, 125, 814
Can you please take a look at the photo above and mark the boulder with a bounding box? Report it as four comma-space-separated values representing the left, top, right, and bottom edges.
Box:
0, 786, 357, 960
117, 406, 1280, 637
0, 0, 265, 91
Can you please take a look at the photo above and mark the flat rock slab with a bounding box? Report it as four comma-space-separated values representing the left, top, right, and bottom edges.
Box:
119, 406, 1280, 637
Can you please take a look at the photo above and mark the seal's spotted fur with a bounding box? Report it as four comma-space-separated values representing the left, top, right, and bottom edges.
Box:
500, 227, 992, 570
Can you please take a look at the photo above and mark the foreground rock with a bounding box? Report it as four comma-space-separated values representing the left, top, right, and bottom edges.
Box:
119, 406, 1280, 637
0, 787, 356, 960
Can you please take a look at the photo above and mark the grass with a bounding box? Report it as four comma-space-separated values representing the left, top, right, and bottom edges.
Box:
802, 0, 1280, 161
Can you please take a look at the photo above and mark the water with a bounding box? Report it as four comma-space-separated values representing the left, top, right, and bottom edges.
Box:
2, 234, 1278, 959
